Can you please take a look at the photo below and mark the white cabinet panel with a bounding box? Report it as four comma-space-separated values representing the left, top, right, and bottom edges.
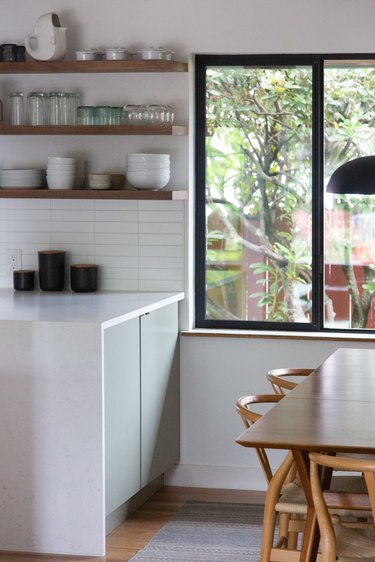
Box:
105, 318, 140, 515
140, 303, 179, 487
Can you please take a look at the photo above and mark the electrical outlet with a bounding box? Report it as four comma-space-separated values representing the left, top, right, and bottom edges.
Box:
7, 249, 21, 271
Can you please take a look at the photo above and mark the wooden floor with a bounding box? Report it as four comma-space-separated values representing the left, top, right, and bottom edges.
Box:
0, 486, 265, 562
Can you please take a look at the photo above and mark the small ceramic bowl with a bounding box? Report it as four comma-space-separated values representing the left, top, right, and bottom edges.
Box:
76, 50, 97, 61
105, 48, 128, 60
88, 173, 111, 189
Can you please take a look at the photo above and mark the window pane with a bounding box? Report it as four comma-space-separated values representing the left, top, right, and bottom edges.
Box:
204, 65, 313, 323
324, 63, 375, 329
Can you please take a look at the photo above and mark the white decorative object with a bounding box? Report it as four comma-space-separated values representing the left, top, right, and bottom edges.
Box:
25, 12, 67, 62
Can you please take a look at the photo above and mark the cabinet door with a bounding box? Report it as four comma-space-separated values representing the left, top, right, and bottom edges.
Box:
140, 303, 179, 487
104, 318, 140, 515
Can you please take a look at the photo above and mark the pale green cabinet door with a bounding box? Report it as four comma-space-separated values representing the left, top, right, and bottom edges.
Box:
104, 318, 141, 515
140, 303, 180, 487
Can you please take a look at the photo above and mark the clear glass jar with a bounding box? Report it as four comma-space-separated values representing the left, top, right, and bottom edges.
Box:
9, 92, 24, 125
77, 106, 95, 125
94, 106, 112, 125
47, 92, 61, 125
27, 92, 48, 125
110, 106, 122, 125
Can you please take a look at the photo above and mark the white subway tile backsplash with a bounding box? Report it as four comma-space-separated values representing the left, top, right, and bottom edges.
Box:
94, 200, 138, 211
94, 210, 138, 222
94, 221, 137, 234
139, 268, 183, 281
139, 234, 183, 246
139, 245, 183, 257
9, 232, 51, 245
8, 221, 51, 232
94, 233, 138, 245
51, 210, 94, 222
94, 244, 138, 257
51, 200, 94, 210
100, 279, 139, 291
51, 232, 94, 245
95, 255, 138, 268
138, 200, 183, 211
139, 279, 184, 292
139, 222, 183, 234
8, 199, 50, 210
1, 198, 185, 291
52, 221, 94, 233
8, 209, 50, 222
138, 211, 184, 223
139, 257, 184, 269
100, 267, 139, 280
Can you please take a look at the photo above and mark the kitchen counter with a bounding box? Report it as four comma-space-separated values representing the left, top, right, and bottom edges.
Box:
0, 289, 183, 557
0, 289, 184, 326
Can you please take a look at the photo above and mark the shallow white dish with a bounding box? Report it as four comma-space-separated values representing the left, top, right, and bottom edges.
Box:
0, 184, 41, 190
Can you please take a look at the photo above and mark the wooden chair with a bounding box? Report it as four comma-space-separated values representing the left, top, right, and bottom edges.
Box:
267, 367, 314, 395
310, 452, 375, 561
236, 394, 309, 561
236, 395, 371, 562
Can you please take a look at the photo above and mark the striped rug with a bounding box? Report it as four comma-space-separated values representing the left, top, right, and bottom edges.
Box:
129, 501, 265, 561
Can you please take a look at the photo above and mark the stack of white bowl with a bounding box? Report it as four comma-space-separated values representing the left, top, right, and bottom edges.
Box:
0, 168, 44, 189
47, 157, 77, 190
125, 153, 170, 190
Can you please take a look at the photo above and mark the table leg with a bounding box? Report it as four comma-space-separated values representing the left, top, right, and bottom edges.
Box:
292, 450, 320, 562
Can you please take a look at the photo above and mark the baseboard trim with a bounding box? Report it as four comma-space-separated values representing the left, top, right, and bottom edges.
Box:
164, 464, 267, 491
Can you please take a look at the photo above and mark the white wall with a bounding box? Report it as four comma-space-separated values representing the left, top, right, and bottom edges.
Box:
1, 0, 375, 490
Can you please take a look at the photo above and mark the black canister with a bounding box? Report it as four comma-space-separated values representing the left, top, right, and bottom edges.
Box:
13, 269, 35, 291
16, 45, 26, 62
38, 250, 65, 291
71, 264, 98, 293
1, 44, 17, 62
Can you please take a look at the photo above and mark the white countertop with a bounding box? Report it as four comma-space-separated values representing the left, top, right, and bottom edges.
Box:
0, 289, 184, 328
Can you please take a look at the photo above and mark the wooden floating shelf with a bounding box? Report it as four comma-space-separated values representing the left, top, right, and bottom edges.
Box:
0, 124, 187, 136
0, 189, 188, 200
0, 60, 188, 74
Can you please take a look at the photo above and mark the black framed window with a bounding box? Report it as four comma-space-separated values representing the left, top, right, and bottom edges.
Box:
195, 54, 375, 332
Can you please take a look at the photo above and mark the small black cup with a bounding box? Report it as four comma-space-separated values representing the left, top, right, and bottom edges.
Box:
71, 264, 98, 293
13, 269, 35, 291
38, 250, 65, 291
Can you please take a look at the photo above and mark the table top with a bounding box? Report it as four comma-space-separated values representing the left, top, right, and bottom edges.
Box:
236, 348, 375, 454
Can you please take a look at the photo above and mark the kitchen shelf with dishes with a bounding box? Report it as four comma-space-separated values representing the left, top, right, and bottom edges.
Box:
0, 188, 188, 200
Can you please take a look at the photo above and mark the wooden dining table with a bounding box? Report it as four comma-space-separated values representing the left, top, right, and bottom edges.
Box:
236, 347, 375, 562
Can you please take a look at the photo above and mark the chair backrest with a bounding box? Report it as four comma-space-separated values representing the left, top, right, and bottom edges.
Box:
267, 368, 314, 395
236, 394, 283, 484
309, 452, 375, 562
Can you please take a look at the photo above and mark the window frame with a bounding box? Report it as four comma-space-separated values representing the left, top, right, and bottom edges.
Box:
195, 53, 375, 333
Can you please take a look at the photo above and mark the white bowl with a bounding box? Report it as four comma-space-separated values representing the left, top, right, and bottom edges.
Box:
47, 166, 76, 173
126, 170, 171, 180
126, 174, 170, 190
47, 157, 77, 165
126, 153, 170, 160
126, 163, 170, 172
47, 175, 76, 190
1, 168, 44, 175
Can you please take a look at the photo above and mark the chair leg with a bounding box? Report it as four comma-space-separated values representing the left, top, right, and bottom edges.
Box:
287, 514, 299, 549
277, 513, 289, 547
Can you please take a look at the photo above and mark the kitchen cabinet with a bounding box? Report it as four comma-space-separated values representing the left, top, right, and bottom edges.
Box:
104, 302, 179, 517
0, 59, 188, 199
0, 290, 183, 556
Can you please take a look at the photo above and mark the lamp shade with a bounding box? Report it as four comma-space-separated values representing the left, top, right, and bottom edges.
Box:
326, 155, 375, 195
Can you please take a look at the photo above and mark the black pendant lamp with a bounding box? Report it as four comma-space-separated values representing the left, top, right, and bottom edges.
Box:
326, 155, 375, 195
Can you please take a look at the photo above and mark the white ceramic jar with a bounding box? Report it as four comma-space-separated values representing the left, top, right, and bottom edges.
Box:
105, 48, 127, 60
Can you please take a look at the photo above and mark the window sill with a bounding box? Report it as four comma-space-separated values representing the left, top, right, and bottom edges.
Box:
181, 328, 375, 342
